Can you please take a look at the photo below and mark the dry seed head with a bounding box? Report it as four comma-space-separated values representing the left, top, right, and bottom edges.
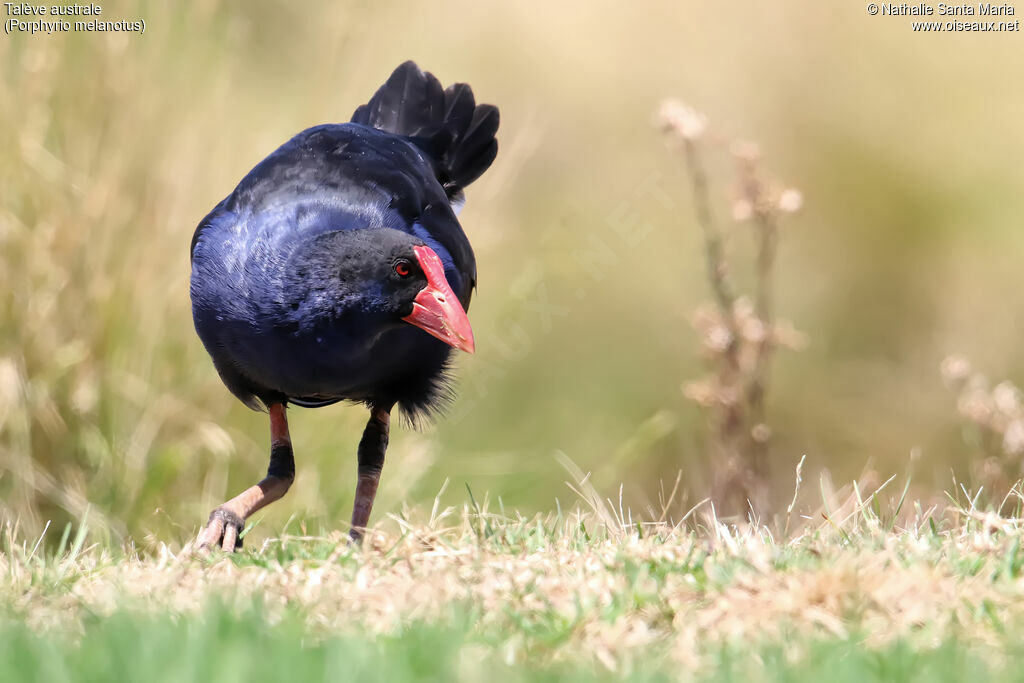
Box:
691, 304, 722, 331
657, 99, 708, 140
1003, 420, 1024, 456
751, 423, 772, 443
730, 140, 761, 163
731, 198, 753, 222
684, 378, 739, 408
733, 296, 755, 320
957, 390, 993, 426
740, 318, 768, 344
777, 189, 803, 214
704, 325, 733, 353
717, 384, 742, 407
992, 382, 1022, 417
940, 355, 972, 388
773, 320, 809, 351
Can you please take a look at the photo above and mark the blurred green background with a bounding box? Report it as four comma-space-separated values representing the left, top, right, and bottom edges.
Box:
1, 0, 1022, 544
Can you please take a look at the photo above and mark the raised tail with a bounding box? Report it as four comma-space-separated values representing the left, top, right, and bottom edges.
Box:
351, 61, 499, 199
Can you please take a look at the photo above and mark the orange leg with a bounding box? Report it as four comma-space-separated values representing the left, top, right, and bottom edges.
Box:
197, 402, 295, 552
349, 403, 392, 542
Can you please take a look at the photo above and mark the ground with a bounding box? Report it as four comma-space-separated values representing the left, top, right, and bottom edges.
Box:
4, 481, 1024, 682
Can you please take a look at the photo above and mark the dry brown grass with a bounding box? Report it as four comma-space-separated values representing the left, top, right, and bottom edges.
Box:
5, 474, 1024, 675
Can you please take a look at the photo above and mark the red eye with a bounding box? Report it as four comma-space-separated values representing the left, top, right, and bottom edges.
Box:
394, 260, 412, 277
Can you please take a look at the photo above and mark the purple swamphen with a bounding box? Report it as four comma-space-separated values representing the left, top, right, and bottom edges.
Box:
189, 62, 498, 551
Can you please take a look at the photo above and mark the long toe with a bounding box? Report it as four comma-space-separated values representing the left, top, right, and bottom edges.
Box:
196, 507, 245, 553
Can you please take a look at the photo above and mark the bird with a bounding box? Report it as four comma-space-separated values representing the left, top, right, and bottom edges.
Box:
188, 61, 498, 551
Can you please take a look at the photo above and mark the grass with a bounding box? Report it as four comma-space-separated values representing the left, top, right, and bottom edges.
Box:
5, 478, 1024, 681
0, 608, 1007, 683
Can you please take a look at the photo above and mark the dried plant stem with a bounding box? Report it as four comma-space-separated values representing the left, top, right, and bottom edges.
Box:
660, 99, 800, 519
682, 139, 740, 356
745, 166, 779, 466
679, 139, 766, 516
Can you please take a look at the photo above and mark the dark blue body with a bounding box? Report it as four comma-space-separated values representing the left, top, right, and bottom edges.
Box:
190, 123, 476, 417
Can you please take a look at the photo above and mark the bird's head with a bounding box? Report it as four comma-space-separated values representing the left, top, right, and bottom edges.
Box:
390, 242, 475, 354
287, 229, 475, 354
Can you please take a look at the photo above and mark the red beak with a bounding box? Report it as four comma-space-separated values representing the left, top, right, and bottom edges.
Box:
401, 245, 475, 354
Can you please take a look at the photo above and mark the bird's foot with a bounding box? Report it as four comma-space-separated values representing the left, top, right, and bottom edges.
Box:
196, 507, 245, 553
